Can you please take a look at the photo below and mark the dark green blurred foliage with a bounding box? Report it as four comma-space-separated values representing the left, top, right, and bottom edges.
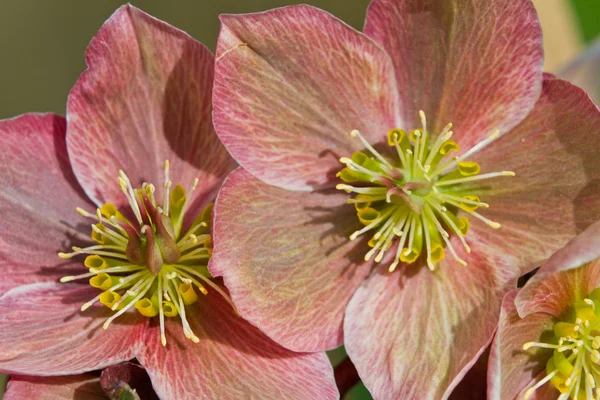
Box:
571, 0, 600, 43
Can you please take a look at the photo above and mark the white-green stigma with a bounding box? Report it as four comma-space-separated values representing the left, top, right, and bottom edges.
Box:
59, 161, 235, 346
336, 111, 514, 272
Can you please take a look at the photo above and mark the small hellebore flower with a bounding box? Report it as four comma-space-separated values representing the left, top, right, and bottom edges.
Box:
210, 0, 600, 398
488, 221, 600, 400
0, 5, 337, 400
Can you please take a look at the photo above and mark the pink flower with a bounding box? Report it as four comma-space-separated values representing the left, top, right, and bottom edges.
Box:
488, 221, 600, 399
0, 5, 337, 399
209, 1, 600, 398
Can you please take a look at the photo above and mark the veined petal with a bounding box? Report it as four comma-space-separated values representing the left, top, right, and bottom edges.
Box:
0, 114, 92, 294
4, 374, 105, 400
67, 5, 236, 218
517, 260, 600, 319
524, 220, 600, 287
213, 5, 401, 191
364, 0, 543, 146
210, 168, 374, 351
0, 283, 146, 375
487, 290, 556, 400
137, 283, 338, 400
471, 78, 600, 275
515, 222, 600, 318
344, 229, 519, 399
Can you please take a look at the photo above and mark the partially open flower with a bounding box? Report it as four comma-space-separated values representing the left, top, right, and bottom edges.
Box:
488, 221, 600, 399
210, 0, 600, 398
0, 5, 337, 399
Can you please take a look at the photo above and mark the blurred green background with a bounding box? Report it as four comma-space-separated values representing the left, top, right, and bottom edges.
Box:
0, 0, 598, 120
0, 0, 598, 399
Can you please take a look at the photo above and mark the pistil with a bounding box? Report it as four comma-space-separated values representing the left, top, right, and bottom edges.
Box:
58, 161, 234, 346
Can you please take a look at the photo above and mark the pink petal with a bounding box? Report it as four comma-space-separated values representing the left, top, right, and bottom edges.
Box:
487, 290, 556, 400
344, 229, 519, 399
515, 230, 600, 318
210, 168, 374, 351
0, 283, 146, 375
67, 5, 236, 217
5, 374, 105, 400
364, 0, 543, 145
523, 219, 600, 285
0, 114, 92, 294
472, 78, 600, 275
213, 5, 401, 191
137, 283, 338, 400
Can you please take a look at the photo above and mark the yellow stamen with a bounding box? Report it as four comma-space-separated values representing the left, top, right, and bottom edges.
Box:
337, 112, 513, 272
57, 161, 235, 346
523, 290, 600, 399
135, 298, 159, 317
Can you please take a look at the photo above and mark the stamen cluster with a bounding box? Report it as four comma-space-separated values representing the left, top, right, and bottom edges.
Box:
523, 289, 600, 400
336, 111, 514, 271
59, 161, 234, 346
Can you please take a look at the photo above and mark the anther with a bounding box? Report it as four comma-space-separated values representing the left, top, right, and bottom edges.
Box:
76, 207, 94, 218
336, 184, 352, 193
592, 350, 600, 364
585, 298, 596, 310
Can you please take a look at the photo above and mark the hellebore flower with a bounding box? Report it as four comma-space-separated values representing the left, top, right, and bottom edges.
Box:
210, 1, 600, 398
0, 6, 338, 400
488, 221, 600, 400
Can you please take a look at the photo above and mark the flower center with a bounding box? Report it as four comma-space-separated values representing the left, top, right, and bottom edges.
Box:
59, 161, 235, 346
336, 111, 514, 272
523, 289, 600, 399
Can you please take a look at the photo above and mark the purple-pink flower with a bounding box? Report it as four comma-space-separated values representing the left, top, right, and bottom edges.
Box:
0, 6, 337, 399
209, 0, 600, 398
